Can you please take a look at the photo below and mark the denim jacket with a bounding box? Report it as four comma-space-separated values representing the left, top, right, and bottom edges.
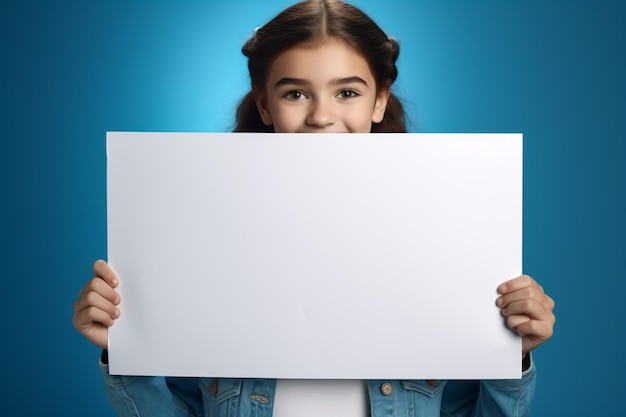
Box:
99, 354, 536, 417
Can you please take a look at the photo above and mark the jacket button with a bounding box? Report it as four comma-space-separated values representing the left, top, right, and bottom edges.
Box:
380, 382, 393, 396
210, 379, 218, 396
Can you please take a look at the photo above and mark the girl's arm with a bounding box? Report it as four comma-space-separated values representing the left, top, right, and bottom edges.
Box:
496, 275, 556, 358
72, 260, 121, 349
465, 275, 554, 417
73, 261, 202, 416
475, 362, 536, 417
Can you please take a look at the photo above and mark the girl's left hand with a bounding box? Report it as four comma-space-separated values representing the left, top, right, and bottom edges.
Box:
496, 275, 556, 357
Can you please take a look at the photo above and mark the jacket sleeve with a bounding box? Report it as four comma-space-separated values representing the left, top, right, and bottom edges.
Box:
99, 351, 202, 417
474, 354, 537, 417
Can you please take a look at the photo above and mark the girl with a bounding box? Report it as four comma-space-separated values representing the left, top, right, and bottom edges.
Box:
73, 1, 556, 416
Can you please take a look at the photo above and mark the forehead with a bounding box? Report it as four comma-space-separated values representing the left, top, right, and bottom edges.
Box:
266, 38, 376, 87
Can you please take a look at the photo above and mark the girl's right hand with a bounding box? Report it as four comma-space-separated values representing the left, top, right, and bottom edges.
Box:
72, 260, 121, 349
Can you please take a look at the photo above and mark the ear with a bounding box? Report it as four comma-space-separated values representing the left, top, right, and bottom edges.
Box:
252, 85, 274, 126
371, 86, 391, 124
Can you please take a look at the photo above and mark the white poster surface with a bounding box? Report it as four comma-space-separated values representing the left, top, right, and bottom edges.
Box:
107, 132, 522, 379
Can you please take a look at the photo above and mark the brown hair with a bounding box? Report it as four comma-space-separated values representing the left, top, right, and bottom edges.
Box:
234, 0, 406, 133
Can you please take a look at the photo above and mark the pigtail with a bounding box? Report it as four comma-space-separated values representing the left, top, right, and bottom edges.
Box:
384, 37, 400, 84
372, 37, 406, 132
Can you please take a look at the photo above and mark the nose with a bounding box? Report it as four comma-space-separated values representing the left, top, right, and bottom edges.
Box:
305, 99, 336, 128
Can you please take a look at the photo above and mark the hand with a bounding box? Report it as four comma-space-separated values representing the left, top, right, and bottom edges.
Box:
496, 275, 555, 358
72, 260, 121, 349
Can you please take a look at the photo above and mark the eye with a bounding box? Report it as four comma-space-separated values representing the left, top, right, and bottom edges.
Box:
338, 89, 359, 99
283, 90, 307, 101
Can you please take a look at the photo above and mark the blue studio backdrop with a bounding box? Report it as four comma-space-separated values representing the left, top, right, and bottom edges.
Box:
2, 0, 624, 415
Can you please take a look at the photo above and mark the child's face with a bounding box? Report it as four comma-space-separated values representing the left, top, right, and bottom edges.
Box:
254, 38, 389, 133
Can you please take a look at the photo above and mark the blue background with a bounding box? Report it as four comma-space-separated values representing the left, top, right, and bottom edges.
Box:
2, 0, 624, 415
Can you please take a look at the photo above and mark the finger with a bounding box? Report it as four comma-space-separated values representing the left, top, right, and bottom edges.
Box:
502, 298, 553, 321
74, 284, 121, 319
516, 317, 554, 340
506, 314, 531, 332
93, 259, 119, 288
73, 305, 119, 330
76, 277, 121, 308
497, 274, 539, 295
496, 285, 553, 310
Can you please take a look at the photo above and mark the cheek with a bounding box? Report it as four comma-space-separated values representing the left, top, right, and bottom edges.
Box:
272, 106, 304, 133
343, 103, 375, 133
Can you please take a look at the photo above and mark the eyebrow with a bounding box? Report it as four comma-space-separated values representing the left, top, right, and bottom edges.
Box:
273, 76, 369, 89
